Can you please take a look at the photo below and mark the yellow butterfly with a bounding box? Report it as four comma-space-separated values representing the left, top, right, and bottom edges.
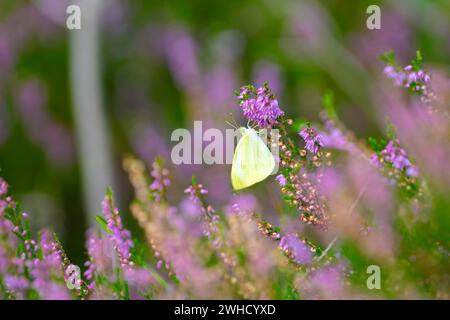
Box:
231, 127, 276, 190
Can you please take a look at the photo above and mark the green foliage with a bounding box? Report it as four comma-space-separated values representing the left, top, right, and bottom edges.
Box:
367, 137, 387, 153
380, 51, 396, 65
95, 215, 112, 234
411, 50, 423, 71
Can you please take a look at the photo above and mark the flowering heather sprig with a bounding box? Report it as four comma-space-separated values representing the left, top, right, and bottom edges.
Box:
230, 200, 281, 241
382, 51, 433, 102
273, 121, 328, 226
383, 65, 430, 91
370, 138, 420, 198
184, 177, 218, 237
0, 177, 89, 299
319, 110, 360, 156
123, 268, 156, 299
275, 174, 287, 187
371, 139, 418, 177
284, 171, 327, 226
29, 231, 69, 299
0, 179, 37, 261
230, 200, 325, 269
149, 157, 170, 202
236, 82, 284, 128
184, 181, 208, 206
0, 180, 32, 299
299, 125, 324, 154
123, 157, 175, 282
84, 231, 112, 291
279, 234, 313, 266
184, 177, 239, 273
0, 179, 7, 196
101, 189, 134, 269
53, 235, 90, 299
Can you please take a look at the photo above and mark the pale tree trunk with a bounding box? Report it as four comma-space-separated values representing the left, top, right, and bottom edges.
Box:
69, 0, 115, 227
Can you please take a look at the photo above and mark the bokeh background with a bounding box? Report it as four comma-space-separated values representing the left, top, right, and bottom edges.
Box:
0, 0, 449, 266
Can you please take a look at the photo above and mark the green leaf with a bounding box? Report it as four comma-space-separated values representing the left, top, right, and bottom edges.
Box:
148, 267, 168, 289
380, 51, 396, 65
367, 137, 387, 153
411, 50, 423, 71
292, 118, 307, 133
106, 186, 113, 198
95, 215, 112, 234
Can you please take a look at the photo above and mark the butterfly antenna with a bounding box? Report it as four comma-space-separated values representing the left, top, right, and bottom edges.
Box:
226, 113, 240, 129
232, 117, 239, 129
248, 121, 258, 131
225, 120, 237, 129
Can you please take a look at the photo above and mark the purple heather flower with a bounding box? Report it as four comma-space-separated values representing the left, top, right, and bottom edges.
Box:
231, 194, 258, 213
299, 127, 324, 154
150, 161, 170, 200
320, 116, 362, 155
406, 166, 419, 177
84, 231, 113, 284
202, 214, 219, 238
170, 204, 203, 237
276, 174, 287, 187
384, 65, 407, 86
370, 154, 382, 169
0, 178, 8, 196
4, 275, 29, 298
384, 64, 431, 96
280, 234, 313, 265
237, 84, 284, 128
226, 194, 258, 219
101, 195, 134, 269
184, 183, 220, 239
29, 231, 69, 300
309, 267, 344, 297
373, 140, 419, 178
184, 184, 208, 203
124, 268, 155, 299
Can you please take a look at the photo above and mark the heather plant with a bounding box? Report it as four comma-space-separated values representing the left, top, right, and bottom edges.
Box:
0, 51, 449, 300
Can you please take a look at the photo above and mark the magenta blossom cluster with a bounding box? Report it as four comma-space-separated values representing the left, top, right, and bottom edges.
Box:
150, 160, 170, 202
84, 231, 112, 290
101, 193, 134, 269
275, 174, 287, 187
279, 234, 313, 265
0, 179, 7, 196
371, 140, 418, 177
299, 127, 324, 154
184, 182, 218, 238
384, 65, 430, 93
30, 231, 69, 299
184, 184, 208, 203
237, 84, 284, 128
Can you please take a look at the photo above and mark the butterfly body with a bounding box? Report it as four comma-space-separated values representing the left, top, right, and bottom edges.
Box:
231, 127, 275, 190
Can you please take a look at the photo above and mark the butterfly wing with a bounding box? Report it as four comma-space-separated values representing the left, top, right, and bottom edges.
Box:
231, 128, 276, 190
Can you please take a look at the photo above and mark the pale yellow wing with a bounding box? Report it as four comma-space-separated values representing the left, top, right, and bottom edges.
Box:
231, 128, 275, 190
